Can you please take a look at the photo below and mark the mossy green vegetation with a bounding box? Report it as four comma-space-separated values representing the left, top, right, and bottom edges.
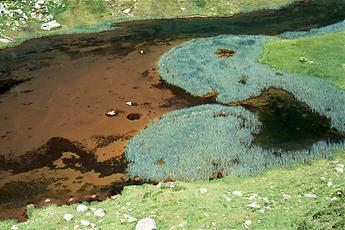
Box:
0, 0, 298, 49
261, 30, 345, 89
1, 151, 344, 229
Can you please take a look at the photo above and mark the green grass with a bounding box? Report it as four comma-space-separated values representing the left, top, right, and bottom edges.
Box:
261, 30, 345, 89
1, 150, 344, 229
0, 0, 297, 49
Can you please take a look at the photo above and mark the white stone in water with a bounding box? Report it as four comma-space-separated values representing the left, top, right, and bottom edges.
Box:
94, 208, 105, 217
199, 188, 208, 193
41, 20, 61, 31
64, 213, 74, 222
136, 217, 157, 230
304, 193, 317, 198
123, 8, 131, 14
232, 191, 243, 196
76, 204, 88, 212
80, 220, 90, 226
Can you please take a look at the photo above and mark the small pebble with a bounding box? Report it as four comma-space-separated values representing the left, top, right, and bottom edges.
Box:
94, 208, 105, 218
243, 220, 252, 228
77, 204, 88, 212
64, 213, 74, 222
80, 220, 90, 226
232, 191, 243, 196
304, 193, 317, 198
199, 188, 208, 194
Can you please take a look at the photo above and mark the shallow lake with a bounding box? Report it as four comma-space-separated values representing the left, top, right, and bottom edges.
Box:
0, 0, 345, 220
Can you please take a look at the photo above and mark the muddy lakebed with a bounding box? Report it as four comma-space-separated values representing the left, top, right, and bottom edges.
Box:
1, 0, 345, 220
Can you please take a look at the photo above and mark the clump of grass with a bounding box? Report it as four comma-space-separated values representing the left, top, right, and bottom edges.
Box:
125, 104, 344, 181
158, 34, 345, 134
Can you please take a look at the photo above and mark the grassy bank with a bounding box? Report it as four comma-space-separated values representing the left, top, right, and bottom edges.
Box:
261, 30, 345, 89
0, 0, 298, 49
1, 150, 343, 229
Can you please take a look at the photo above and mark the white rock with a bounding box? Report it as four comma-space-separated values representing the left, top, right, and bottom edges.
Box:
123, 214, 137, 223
126, 101, 133, 106
304, 193, 317, 198
123, 8, 131, 14
13, 9, 23, 15
327, 180, 333, 187
178, 221, 187, 227
0, 4, 5, 14
136, 217, 157, 230
80, 220, 90, 226
0, 37, 14, 43
10, 225, 19, 230
247, 203, 260, 209
64, 213, 74, 222
335, 164, 344, 173
336, 163, 344, 168
282, 194, 292, 200
76, 204, 88, 212
243, 220, 252, 228
31, 12, 44, 21
222, 194, 231, 202
199, 188, 208, 193
94, 208, 105, 217
232, 191, 242, 196
41, 20, 61, 31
